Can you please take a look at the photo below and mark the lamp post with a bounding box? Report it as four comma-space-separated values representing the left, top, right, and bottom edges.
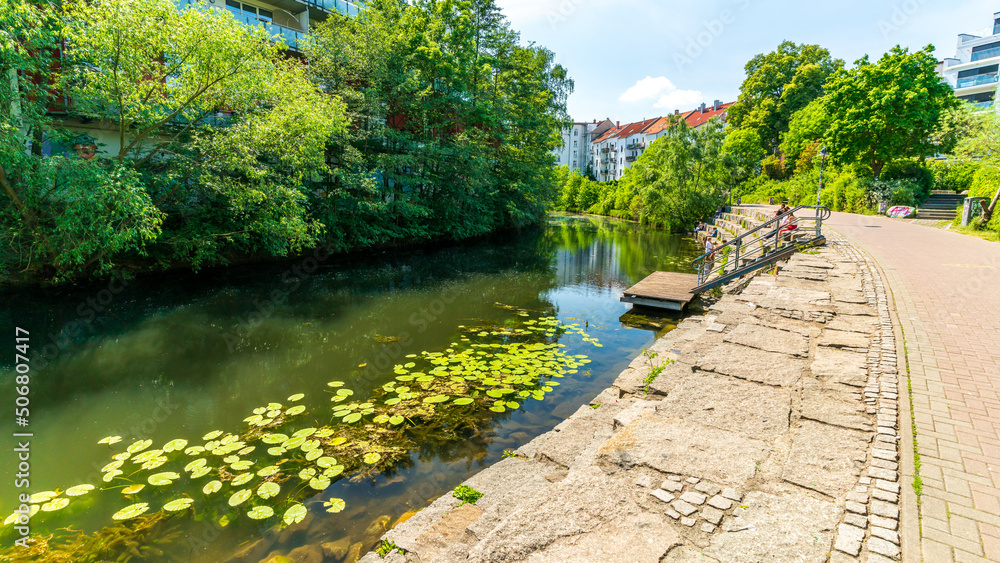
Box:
816, 147, 828, 208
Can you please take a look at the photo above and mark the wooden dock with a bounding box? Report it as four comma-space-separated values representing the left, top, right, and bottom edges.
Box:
621, 272, 700, 311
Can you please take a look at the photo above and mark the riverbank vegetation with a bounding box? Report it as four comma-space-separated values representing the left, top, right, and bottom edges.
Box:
0, 0, 572, 284
726, 41, 1000, 236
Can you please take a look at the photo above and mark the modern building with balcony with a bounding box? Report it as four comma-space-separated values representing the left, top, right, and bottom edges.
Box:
178, 0, 366, 52
941, 11, 1000, 109
553, 119, 614, 175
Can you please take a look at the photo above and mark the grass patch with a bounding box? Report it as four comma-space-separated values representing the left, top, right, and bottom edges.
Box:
376, 540, 404, 557
453, 485, 484, 506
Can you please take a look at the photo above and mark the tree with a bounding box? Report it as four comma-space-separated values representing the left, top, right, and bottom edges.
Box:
822, 46, 958, 179
1, 0, 347, 280
721, 128, 766, 184
728, 41, 842, 153
780, 97, 831, 172
954, 110, 1000, 224
612, 116, 728, 230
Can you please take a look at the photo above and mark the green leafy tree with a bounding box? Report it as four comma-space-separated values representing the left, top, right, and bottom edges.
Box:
612, 116, 728, 230
780, 97, 830, 172
721, 128, 766, 184
822, 46, 958, 178
728, 41, 842, 153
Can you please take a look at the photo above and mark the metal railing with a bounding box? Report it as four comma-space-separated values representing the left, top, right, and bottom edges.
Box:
303, 0, 364, 16
971, 46, 1000, 62
956, 73, 999, 89
691, 205, 831, 292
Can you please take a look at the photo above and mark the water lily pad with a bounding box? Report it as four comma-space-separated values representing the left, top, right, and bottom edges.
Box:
202, 430, 223, 441
29, 491, 60, 504
486, 390, 503, 399
231, 460, 254, 471
163, 498, 194, 512
314, 429, 335, 438
122, 484, 146, 495
184, 446, 206, 456
343, 413, 362, 424
300, 440, 320, 453
267, 446, 286, 456
336, 389, 354, 397
324, 498, 346, 513
98, 436, 122, 446
248, 505, 274, 520
282, 436, 306, 449
308, 476, 330, 490
112, 452, 132, 461
363, 452, 382, 465
65, 484, 94, 497
261, 433, 288, 444
423, 395, 450, 403
148, 472, 180, 486
327, 381, 344, 388
506, 401, 520, 409
257, 482, 280, 499
389, 415, 405, 425
203, 481, 222, 495
299, 467, 316, 480
285, 405, 306, 416
162, 439, 188, 452
329, 437, 347, 446
373, 414, 390, 424
126, 439, 153, 454
323, 465, 345, 478
40, 498, 69, 512
453, 398, 475, 405
283, 503, 307, 525
184, 459, 207, 473
489, 406, 505, 413
228, 489, 253, 507
315, 457, 338, 468
103, 469, 123, 482
257, 465, 280, 477
112, 503, 149, 521
190, 465, 212, 479
232, 473, 254, 487
305, 449, 323, 461
288, 393, 305, 402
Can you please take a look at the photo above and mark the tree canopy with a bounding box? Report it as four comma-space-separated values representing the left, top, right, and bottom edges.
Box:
727, 41, 843, 154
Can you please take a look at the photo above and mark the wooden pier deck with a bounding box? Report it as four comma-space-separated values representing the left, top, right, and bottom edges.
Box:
620, 272, 700, 311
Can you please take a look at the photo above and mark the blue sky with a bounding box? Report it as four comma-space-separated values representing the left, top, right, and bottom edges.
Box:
496, 0, 999, 123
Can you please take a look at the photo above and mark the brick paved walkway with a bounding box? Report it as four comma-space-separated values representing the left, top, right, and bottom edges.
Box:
827, 212, 1000, 562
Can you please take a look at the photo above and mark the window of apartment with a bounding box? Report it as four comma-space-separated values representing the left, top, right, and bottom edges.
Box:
573, 141, 578, 148
226, 1, 273, 22
958, 64, 999, 78
574, 130, 579, 136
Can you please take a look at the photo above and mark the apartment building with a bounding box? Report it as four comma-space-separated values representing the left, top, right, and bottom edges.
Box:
589, 100, 733, 182
941, 11, 1000, 109
178, 0, 366, 52
553, 119, 615, 175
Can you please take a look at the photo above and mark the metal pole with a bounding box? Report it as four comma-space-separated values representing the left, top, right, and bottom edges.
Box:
817, 148, 827, 236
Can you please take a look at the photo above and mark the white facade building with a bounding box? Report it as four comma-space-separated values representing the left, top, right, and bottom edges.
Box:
941, 12, 1000, 109
553, 119, 615, 176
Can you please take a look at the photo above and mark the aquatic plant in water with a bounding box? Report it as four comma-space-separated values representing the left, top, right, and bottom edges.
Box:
0, 314, 597, 560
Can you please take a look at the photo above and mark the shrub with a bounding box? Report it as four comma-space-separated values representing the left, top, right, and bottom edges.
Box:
928, 159, 980, 193
881, 159, 932, 203
968, 167, 1000, 231
761, 154, 787, 180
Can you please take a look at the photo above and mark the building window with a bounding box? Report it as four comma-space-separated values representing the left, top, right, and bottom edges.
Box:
574, 130, 579, 136
226, 1, 273, 22
573, 141, 578, 148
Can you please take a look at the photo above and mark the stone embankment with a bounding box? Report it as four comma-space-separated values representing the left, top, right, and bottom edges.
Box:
361, 235, 903, 563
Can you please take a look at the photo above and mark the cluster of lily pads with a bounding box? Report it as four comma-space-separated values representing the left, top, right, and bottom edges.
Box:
2, 313, 598, 558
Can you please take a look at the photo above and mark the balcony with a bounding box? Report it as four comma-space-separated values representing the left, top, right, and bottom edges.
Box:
970, 100, 995, 110
302, 0, 363, 16
600, 168, 609, 175
626, 142, 645, 151
956, 74, 999, 89
600, 148, 610, 154
971, 46, 1000, 62
625, 155, 638, 163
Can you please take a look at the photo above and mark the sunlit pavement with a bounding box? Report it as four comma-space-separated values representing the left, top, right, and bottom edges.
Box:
826, 212, 1000, 562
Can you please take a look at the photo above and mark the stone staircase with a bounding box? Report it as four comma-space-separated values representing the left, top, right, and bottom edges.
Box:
916, 191, 966, 221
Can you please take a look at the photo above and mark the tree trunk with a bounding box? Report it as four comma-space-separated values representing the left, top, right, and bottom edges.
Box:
981, 183, 1000, 223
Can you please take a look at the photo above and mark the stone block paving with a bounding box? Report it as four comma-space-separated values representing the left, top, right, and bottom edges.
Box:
827, 213, 1000, 562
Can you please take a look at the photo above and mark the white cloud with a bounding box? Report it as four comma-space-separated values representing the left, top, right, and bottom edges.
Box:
618, 76, 703, 112
653, 89, 704, 111
619, 76, 676, 103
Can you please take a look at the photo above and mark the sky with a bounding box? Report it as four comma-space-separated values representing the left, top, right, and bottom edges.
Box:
495, 0, 999, 123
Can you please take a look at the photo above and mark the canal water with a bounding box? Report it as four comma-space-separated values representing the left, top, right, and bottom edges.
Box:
0, 214, 700, 562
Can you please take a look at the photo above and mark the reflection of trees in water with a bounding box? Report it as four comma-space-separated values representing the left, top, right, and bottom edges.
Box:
549, 215, 700, 288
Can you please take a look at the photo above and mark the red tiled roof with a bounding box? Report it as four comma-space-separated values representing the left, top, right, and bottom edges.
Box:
683, 102, 735, 128
642, 116, 672, 136
592, 125, 624, 143
592, 117, 660, 143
